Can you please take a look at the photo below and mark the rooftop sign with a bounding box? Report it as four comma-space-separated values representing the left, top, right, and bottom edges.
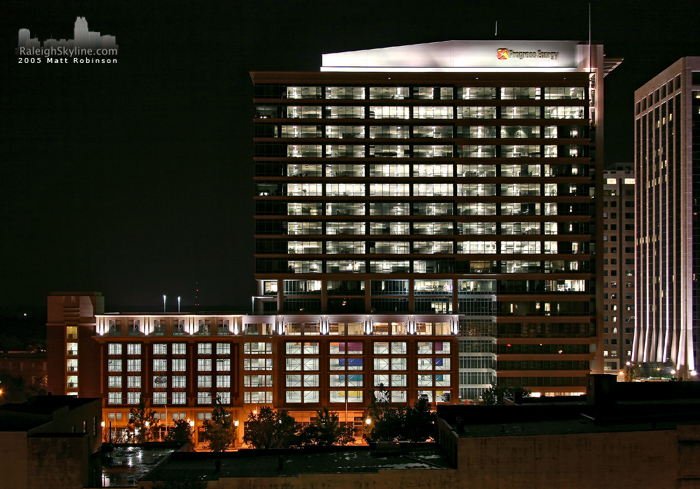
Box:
322, 40, 584, 72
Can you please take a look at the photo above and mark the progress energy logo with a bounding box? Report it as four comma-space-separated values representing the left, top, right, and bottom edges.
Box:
497, 48, 509, 60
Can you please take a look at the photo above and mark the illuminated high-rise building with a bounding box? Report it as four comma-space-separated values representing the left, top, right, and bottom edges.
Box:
602, 163, 636, 375
252, 41, 621, 398
633, 57, 700, 379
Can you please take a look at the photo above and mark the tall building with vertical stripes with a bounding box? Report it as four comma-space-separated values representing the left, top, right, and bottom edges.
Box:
633, 58, 700, 379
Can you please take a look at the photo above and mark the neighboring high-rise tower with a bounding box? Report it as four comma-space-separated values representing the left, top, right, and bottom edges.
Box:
602, 163, 636, 375
633, 57, 700, 379
252, 41, 621, 398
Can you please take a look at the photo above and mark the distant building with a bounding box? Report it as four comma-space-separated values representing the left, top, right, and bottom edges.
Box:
0, 351, 46, 385
633, 58, 700, 379
602, 163, 636, 375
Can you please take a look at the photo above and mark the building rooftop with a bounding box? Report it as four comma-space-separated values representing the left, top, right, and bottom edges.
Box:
0, 395, 97, 431
142, 446, 451, 483
438, 381, 700, 438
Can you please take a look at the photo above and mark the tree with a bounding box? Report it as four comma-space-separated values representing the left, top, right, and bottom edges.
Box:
165, 418, 194, 447
364, 388, 437, 443
127, 395, 159, 443
243, 407, 300, 449
299, 407, 354, 446
481, 384, 530, 405
404, 397, 437, 442
0, 373, 46, 405
202, 395, 236, 452
364, 386, 404, 443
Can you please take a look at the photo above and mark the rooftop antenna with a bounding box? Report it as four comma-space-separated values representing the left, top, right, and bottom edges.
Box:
588, 2, 592, 72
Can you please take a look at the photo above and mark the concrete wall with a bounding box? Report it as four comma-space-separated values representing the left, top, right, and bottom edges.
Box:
457, 430, 680, 489
27, 436, 88, 489
143, 469, 459, 489
0, 432, 28, 489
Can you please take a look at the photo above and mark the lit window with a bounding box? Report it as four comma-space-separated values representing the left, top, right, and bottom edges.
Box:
108, 359, 122, 372
197, 392, 212, 405
172, 392, 186, 405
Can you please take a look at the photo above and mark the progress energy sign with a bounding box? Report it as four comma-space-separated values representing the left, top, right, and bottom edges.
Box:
322, 40, 580, 72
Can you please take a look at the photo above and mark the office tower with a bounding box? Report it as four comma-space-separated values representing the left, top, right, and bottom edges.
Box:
602, 163, 636, 375
74, 17, 89, 49
252, 41, 619, 398
633, 58, 700, 379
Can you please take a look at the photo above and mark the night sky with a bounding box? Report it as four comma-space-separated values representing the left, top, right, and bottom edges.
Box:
2, 0, 700, 312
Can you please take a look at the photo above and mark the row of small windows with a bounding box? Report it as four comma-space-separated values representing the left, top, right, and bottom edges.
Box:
278, 221, 568, 237
264, 201, 593, 217
270, 279, 497, 295
255, 85, 586, 101
108, 391, 235, 406
257, 162, 591, 178
107, 343, 231, 356
497, 361, 589, 370
284, 389, 452, 404
107, 358, 228, 372
283, 341, 448, 356
261, 259, 591, 274
276, 182, 585, 196
256, 105, 586, 120
263, 125, 585, 139
108, 374, 232, 389
258, 144, 585, 159
280, 240, 587, 255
